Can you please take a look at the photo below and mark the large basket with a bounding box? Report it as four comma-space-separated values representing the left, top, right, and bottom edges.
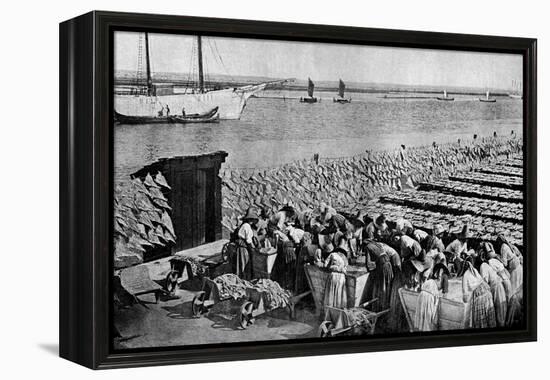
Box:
251, 247, 278, 279
304, 264, 370, 315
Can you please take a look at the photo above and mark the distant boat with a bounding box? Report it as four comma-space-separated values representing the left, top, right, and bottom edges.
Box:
479, 90, 496, 103
114, 33, 281, 120
114, 107, 219, 125
509, 79, 523, 99
436, 90, 454, 101
300, 78, 318, 103
333, 79, 351, 103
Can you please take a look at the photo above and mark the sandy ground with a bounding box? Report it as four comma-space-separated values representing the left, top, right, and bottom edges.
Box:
114, 285, 320, 349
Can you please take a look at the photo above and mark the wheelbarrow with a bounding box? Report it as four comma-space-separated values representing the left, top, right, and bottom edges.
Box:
165, 252, 231, 295
318, 298, 389, 337
238, 287, 311, 329
192, 277, 311, 330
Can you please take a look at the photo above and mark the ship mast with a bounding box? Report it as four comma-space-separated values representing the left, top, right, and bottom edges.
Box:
144, 33, 153, 96
197, 35, 205, 93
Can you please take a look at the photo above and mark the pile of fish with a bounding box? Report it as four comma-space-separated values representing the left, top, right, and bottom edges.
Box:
343, 307, 376, 329
354, 201, 523, 248
449, 172, 523, 190
212, 274, 291, 310
113, 172, 176, 269
220, 137, 523, 233
417, 179, 523, 203
251, 279, 292, 310
171, 255, 207, 277
475, 164, 523, 177
380, 190, 523, 223
213, 274, 251, 300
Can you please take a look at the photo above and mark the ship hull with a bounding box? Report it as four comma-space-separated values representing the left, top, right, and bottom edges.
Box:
333, 97, 351, 103
114, 84, 267, 120
300, 97, 318, 103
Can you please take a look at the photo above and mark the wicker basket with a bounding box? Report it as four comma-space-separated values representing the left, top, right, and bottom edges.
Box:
251, 247, 278, 279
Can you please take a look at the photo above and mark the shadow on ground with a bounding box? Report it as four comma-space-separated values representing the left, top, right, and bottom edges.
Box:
38, 343, 59, 356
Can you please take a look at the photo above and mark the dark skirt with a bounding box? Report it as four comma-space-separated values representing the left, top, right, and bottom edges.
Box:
233, 239, 252, 280
272, 240, 296, 290
365, 255, 393, 312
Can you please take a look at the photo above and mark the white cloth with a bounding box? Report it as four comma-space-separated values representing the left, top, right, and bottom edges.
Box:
414, 279, 440, 331
413, 229, 429, 242
286, 225, 305, 244
237, 223, 254, 245
395, 218, 413, 234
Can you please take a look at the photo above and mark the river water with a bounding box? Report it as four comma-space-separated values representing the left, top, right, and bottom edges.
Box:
114, 90, 522, 185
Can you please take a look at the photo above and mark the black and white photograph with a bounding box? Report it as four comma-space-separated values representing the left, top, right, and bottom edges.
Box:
112, 30, 526, 349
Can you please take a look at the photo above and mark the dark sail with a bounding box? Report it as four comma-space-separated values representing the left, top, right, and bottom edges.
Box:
338, 79, 345, 98
307, 78, 314, 97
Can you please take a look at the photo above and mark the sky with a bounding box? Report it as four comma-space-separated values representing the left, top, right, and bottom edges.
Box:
114, 31, 523, 91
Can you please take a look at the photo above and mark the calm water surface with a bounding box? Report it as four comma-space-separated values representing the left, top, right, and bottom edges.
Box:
114, 91, 522, 185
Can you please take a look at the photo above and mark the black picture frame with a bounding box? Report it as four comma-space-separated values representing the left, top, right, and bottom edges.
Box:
59, 10, 537, 369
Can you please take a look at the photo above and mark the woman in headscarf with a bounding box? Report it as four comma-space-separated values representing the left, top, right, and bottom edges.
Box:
295, 232, 313, 293
484, 244, 513, 299
495, 234, 523, 295
478, 242, 508, 327
399, 233, 422, 261
363, 240, 393, 312
365, 214, 390, 241
414, 263, 449, 331
446, 224, 474, 276
323, 246, 348, 313
234, 208, 259, 279
460, 257, 496, 329
422, 235, 447, 267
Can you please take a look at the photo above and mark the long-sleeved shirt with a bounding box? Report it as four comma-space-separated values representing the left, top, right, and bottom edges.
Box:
269, 211, 288, 231
480, 262, 502, 289
365, 221, 387, 240
500, 244, 522, 270
237, 222, 255, 245
446, 239, 468, 258
400, 235, 421, 259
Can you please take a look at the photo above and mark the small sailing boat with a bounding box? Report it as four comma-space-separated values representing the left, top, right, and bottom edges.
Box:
299, 78, 318, 103
436, 90, 454, 101
509, 79, 522, 99
333, 79, 351, 103
115, 33, 283, 120
479, 90, 496, 103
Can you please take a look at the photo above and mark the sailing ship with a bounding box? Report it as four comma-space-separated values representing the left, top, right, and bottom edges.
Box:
509, 79, 523, 99
333, 79, 351, 103
299, 78, 318, 103
436, 90, 454, 101
114, 33, 278, 120
479, 90, 496, 103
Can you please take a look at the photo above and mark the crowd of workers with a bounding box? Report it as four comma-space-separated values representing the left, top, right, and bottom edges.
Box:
228, 202, 524, 333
